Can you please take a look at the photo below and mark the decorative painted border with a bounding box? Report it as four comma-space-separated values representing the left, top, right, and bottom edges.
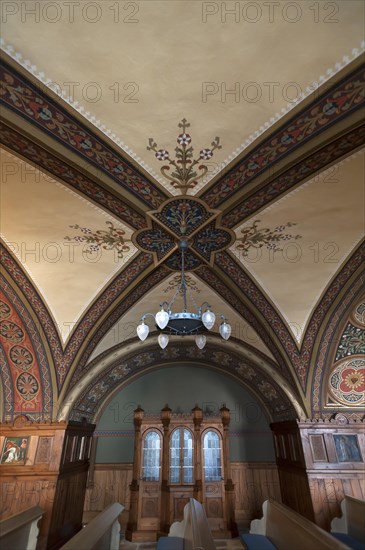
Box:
1, 282, 52, 419
69, 342, 296, 423
2, 41, 363, 194
1, 243, 155, 388
1, 244, 63, 381
222, 125, 365, 228
201, 65, 365, 208
0, 123, 147, 230
211, 242, 365, 389
0, 345, 13, 420
0, 61, 168, 209
0, 281, 52, 421
312, 274, 364, 414
203, 253, 300, 378
303, 242, 365, 391
67, 264, 171, 389
93, 429, 272, 438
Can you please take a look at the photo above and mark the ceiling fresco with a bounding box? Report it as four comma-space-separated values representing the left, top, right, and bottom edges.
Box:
0, 1, 364, 422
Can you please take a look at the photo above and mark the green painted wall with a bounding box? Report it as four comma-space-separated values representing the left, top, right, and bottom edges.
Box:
95, 365, 275, 463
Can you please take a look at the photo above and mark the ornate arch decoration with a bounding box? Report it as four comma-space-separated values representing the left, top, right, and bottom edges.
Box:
59, 336, 305, 424
0, 275, 53, 421
311, 260, 365, 417
322, 293, 365, 411
1, 243, 64, 389
0, 57, 169, 210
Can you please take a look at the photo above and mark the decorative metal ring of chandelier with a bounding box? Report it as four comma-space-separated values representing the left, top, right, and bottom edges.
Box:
136, 239, 232, 349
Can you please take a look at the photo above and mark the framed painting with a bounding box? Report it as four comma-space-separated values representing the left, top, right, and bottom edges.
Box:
0, 436, 30, 465
333, 434, 363, 463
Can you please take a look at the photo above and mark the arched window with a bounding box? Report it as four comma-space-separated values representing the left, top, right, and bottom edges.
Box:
170, 427, 194, 484
142, 430, 161, 481
203, 430, 222, 481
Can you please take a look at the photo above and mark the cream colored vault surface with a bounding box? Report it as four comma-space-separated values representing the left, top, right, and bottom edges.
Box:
1, 0, 364, 191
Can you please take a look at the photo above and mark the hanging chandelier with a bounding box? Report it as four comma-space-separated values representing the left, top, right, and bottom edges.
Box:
136, 239, 232, 349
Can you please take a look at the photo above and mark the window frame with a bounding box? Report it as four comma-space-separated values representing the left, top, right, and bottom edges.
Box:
141, 429, 162, 482
202, 428, 223, 482
169, 426, 194, 485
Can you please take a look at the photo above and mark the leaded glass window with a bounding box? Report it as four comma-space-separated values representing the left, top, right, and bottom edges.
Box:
170, 427, 193, 484
203, 430, 222, 481
142, 430, 161, 481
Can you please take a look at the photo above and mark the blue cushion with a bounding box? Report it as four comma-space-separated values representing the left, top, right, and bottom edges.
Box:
241, 533, 277, 550
332, 532, 365, 550
157, 536, 184, 549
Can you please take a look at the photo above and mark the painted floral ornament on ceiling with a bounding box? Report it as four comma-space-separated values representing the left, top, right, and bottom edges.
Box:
147, 118, 221, 193
329, 358, 365, 406
235, 220, 302, 256
64, 221, 131, 258
132, 197, 235, 268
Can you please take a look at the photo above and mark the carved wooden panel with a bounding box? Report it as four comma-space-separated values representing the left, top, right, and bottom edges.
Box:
35, 437, 53, 464
309, 435, 328, 462
206, 498, 223, 518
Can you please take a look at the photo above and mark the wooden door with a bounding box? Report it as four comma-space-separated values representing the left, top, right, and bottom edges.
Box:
137, 430, 162, 539
202, 429, 227, 535
169, 427, 194, 524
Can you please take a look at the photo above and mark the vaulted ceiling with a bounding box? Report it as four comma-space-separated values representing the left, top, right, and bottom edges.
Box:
1, 1, 364, 423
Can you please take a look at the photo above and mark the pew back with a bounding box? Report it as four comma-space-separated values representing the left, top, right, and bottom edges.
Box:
59, 502, 123, 550
159, 498, 216, 550
0, 505, 44, 550
331, 495, 365, 545
250, 499, 350, 550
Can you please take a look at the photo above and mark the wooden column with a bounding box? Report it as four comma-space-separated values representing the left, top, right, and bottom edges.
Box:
192, 404, 203, 502
159, 404, 172, 536
220, 404, 238, 537
125, 405, 144, 540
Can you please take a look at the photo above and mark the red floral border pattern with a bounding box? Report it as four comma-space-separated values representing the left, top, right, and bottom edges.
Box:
1, 244, 154, 388
0, 288, 44, 418
202, 66, 365, 208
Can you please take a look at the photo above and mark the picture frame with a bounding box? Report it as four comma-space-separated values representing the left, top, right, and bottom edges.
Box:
333, 434, 362, 463
0, 436, 30, 465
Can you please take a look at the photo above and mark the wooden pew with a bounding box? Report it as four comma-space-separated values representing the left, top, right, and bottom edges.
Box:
331, 495, 365, 550
157, 497, 217, 550
241, 499, 351, 550
0, 505, 44, 550
59, 502, 124, 550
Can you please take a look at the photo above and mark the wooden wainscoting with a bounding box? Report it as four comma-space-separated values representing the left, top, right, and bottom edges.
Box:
308, 473, 365, 531
231, 462, 281, 528
84, 462, 280, 532
83, 464, 133, 531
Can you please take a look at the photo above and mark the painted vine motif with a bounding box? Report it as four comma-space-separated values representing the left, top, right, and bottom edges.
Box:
65, 221, 131, 258
235, 220, 302, 256
335, 322, 365, 362
147, 118, 221, 193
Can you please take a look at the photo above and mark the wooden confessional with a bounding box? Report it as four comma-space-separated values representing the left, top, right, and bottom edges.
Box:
125, 404, 237, 542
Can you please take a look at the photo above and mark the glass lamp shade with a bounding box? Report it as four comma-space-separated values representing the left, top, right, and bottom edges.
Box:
155, 308, 169, 329
195, 334, 206, 349
158, 333, 169, 349
202, 309, 215, 330
219, 321, 232, 340
137, 321, 149, 341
